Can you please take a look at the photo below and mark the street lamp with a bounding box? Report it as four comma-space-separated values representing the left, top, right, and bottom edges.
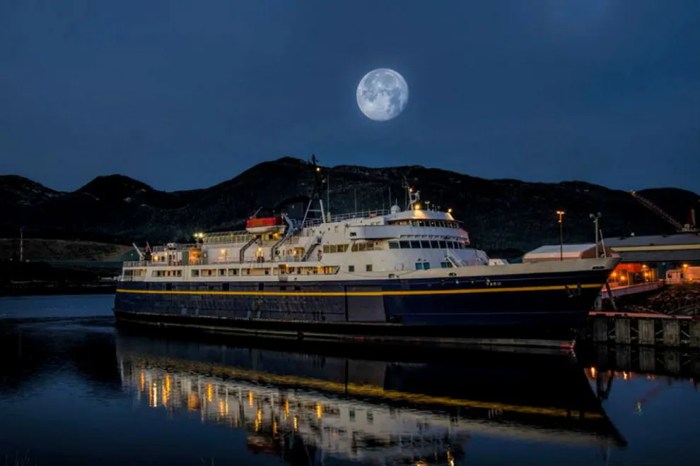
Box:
556, 210, 565, 261
589, 212, 602, 257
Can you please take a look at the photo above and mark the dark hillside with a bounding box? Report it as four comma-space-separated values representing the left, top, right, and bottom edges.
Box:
1, 157, 697, 256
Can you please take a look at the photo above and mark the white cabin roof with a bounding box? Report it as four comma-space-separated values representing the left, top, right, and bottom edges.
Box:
523, 243, 598, 262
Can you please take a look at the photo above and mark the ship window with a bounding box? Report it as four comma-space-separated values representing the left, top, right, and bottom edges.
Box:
417, 220, 424, 227
421, 240, 431, 248
415, 262, 422, 270
323, 245, 330, 253
330, 245, 337, 253
227, 268, 237, 276
429, 221, 436, 227
366, 264, 373, 272
431, 240, 439, 248
389, 241, 399, 249
339, 244, 349, 252
218, 269, 226, 277
349, 232, 357, 237
399, 240, 410, 249
192, 269, 200, 277
410, 241, 420, 249
439, 241, 447, 248
348, 265, 355, 272
424, 262, 431, 270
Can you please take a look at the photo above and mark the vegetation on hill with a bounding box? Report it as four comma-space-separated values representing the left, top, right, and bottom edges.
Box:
1, 157, 698, 258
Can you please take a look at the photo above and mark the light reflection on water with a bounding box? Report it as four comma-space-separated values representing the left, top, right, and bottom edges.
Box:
1, 295, 699, 465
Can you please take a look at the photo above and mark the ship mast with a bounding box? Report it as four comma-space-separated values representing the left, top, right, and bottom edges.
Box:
402, 176, 420, 211
301, 154, 327, 225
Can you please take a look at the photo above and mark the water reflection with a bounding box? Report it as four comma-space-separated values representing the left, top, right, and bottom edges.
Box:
116, 333, 626, 465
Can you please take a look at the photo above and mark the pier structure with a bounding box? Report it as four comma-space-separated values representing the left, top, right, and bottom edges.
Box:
583, 311, 700, 348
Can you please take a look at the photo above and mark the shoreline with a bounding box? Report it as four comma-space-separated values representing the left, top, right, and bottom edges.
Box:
0, 281, 116, 297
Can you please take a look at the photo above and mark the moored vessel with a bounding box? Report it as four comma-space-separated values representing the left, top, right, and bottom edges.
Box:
114, 158, 620, 348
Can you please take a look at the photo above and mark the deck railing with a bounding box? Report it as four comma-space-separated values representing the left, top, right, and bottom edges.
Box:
302, 208, 390, 228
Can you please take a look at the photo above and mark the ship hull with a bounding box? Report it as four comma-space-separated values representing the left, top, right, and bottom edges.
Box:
114, 262, 615, 348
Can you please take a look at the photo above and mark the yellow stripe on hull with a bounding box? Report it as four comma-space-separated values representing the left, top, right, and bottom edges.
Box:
116, 283, 604, 298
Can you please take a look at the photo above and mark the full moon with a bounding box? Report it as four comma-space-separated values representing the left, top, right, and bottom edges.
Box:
356, 68, 409, 121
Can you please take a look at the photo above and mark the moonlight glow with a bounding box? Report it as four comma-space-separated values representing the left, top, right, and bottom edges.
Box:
356, 68, 409, 121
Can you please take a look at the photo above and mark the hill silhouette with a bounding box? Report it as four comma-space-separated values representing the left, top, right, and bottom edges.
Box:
1, 157, 698, 257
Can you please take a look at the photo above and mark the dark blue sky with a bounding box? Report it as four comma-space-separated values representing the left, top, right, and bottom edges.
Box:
1, 1, 698, 193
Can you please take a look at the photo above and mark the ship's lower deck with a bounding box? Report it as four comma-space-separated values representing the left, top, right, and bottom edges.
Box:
114, 267, 611, 348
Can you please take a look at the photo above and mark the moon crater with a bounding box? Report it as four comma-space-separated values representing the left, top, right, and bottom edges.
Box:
356, 68, 408, 121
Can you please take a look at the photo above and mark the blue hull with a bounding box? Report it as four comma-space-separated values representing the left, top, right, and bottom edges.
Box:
114, 268, 609, 346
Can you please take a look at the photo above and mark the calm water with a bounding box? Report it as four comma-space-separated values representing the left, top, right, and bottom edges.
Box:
1, 296, 699, 465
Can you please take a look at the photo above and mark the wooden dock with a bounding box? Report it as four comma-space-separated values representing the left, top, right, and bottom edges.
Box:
582, 311, 700, 348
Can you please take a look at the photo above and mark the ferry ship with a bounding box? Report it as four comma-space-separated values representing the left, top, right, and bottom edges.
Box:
114, 159, 619, 348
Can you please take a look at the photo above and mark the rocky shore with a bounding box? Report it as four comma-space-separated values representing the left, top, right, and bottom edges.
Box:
615, 283, 700, 316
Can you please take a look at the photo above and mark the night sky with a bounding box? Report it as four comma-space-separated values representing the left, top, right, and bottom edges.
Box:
1, 1, 698, 193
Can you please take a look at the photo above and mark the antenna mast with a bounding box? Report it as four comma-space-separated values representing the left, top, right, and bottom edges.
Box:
301, 154, 326, 225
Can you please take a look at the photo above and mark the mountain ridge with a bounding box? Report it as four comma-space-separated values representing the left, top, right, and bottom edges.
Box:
1, 158, 698, 256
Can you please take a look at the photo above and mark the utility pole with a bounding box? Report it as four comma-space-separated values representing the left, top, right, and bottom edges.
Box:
19, 226, 24, 262
326, 170, 330, 222
590, 212, 602, 257
556, 211, 565, 261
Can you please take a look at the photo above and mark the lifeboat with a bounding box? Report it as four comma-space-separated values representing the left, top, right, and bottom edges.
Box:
245, 216, 286, 234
